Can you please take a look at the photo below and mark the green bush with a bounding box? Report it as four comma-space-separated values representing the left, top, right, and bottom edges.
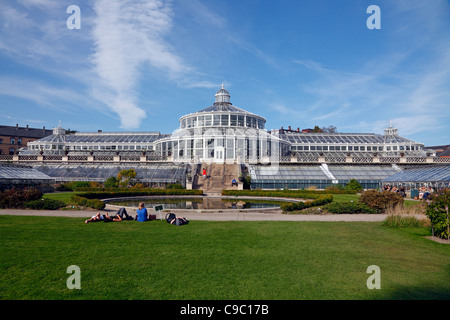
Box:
166, 183, 185, 189
324, 201, 377, 214
75, 189, 203, 198
104, 177, 119, 188
223, 189, 356, 199
359, 190, 404, 213
55, 181, 93, 191
55, 184, 72, 191
282, 195, 333, 213
382, 215, 424, 228
25, 199, 66, 210
425, 190, 450, 239
71, 194, 105, 210
281, 201, 305, 212
345, 179, 363, 191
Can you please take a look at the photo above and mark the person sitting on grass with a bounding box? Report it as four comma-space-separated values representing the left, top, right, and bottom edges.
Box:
135, 202, 148, 222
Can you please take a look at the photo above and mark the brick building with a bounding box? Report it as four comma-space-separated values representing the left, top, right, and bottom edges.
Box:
0, 124, 53, 155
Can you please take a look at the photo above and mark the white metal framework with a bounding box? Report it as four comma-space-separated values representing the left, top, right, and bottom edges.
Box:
24, 85, 427, 163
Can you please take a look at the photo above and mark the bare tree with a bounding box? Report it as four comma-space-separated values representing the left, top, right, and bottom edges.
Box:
321, 125, 338, 133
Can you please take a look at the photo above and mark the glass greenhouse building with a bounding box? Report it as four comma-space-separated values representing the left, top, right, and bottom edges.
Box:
12, 85, 447, 190
24, 85, 427, 163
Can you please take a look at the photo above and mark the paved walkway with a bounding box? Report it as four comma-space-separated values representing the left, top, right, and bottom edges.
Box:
0, 207, 428, 222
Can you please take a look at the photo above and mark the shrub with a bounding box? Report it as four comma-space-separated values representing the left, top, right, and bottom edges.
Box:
0, 187, 43, 209
324, 201, 377, 214
382, 215, 425, 228
222, 189, 356, 199
71, 194, 105, 210
55, 184, 72, 191
325, 185, 345, 191
25, 199, 66, 210
359, 190, 404, 213
56, 181, 91, 191
281, 201, 305, 212
425, 190, 450, 240
104, 177, 119, 188
345, 179, 363, 191
75, 189, 203, 197
166, 183, 184, 189
282, 195, 333, 213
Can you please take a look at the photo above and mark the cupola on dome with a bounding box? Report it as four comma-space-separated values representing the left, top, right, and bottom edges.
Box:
215, 83, 231, 104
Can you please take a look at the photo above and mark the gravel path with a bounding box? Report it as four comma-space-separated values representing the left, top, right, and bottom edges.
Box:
0, 207, 428, 222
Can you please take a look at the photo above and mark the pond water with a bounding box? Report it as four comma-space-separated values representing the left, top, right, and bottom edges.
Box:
106, 197, 283, 210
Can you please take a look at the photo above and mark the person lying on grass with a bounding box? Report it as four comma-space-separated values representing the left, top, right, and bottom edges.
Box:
85, 207, 133, 223
85, 212, 104, 223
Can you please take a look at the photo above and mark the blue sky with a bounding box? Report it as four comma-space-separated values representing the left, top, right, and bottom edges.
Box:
1, 0, 449, 146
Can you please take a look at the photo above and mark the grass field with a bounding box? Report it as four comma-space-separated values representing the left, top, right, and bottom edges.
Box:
1, 215, 449, 300
43, 192, 82, 205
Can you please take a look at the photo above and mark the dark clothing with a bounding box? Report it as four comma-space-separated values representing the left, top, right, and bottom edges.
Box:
104, 207, 133, 222
115, 207, 133, 220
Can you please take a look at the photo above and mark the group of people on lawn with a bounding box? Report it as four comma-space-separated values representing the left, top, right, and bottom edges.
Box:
85, 202, 151, 223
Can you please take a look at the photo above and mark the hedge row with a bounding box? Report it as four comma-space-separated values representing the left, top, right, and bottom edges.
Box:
25, 199, 67, 210
71, 194, 106, 210
324, 201, 378, 214
75, 188, 203, 199
281, 195, 333, 213
222, 189, 356, 199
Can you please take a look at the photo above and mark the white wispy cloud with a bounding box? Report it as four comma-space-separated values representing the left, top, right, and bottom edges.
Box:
90, 0, 191, 129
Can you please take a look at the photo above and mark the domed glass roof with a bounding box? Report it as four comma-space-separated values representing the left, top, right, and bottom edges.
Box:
195, 84, 258, 115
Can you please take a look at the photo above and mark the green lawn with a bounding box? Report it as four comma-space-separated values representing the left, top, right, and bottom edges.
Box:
1, 215, 448, 300
43, 192, 82, 205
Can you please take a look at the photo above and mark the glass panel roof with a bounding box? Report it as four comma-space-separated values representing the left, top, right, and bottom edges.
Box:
32, 163, 187, 182
328, 165, 398, 180
280, 132, 417, 145
0, 164, 54, 180
250, 164, 400, 181
382, 165, 450, 182
38, 133, 168, 144
250, 165, 330, 180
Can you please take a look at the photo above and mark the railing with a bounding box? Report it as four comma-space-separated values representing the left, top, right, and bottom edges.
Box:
433, 157, 450, 163
1, 153, 449, 164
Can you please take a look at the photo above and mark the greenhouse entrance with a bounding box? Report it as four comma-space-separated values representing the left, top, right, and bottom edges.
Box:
214, 146, 225, 163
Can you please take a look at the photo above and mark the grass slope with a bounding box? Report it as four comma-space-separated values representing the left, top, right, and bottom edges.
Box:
1, 215, 448, 300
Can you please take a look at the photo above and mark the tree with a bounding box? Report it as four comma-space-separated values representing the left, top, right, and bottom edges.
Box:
321, 125, 338, 133
104, 176, 119, 188
346, 179, 363, 191
117, 169, 137, 187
